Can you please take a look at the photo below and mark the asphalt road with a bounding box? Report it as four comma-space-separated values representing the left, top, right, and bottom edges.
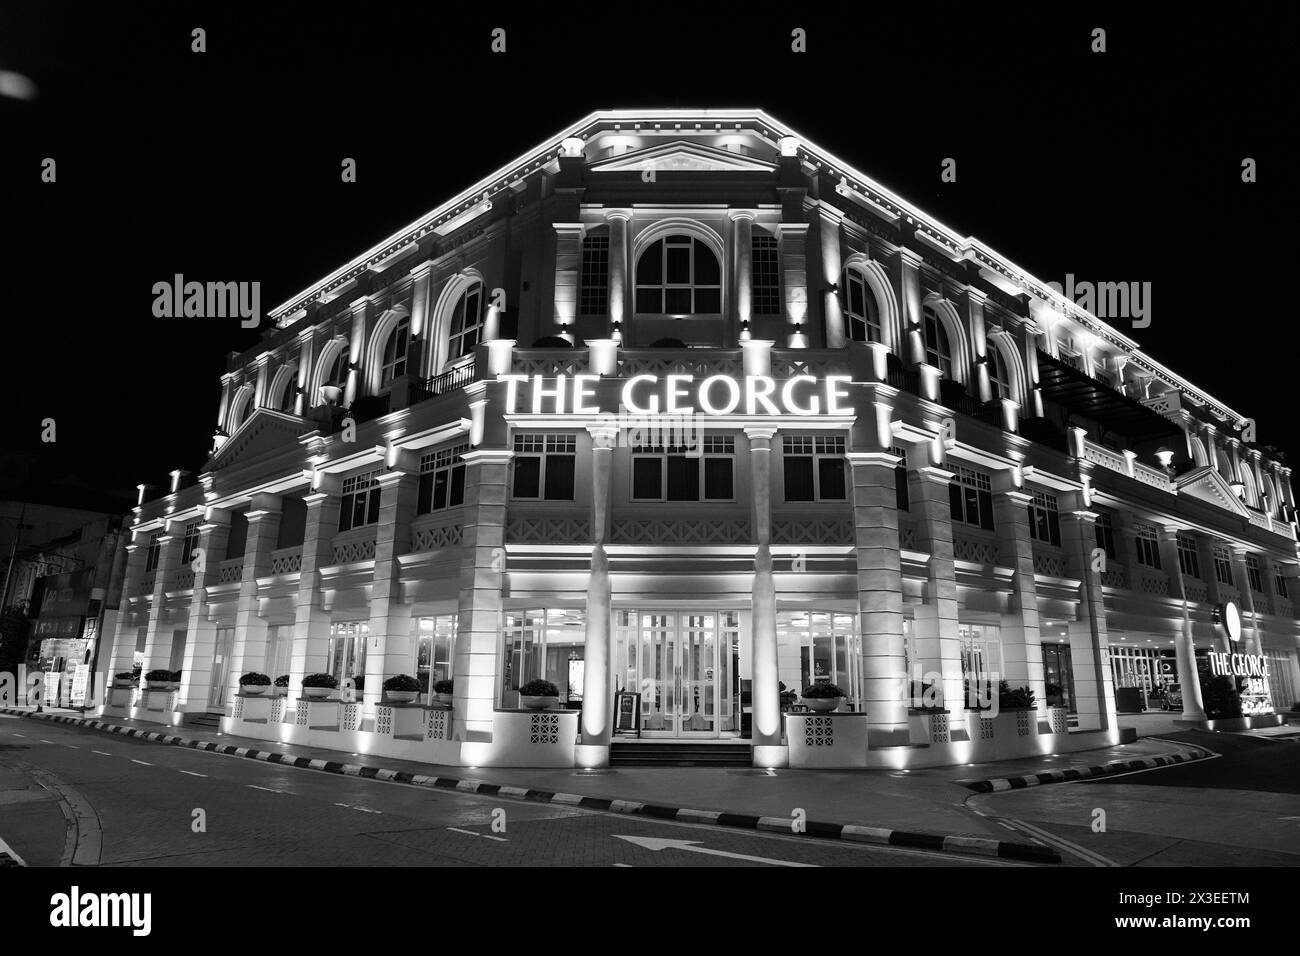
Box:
970, 732, 1300, 867
0, 715, 1019, 868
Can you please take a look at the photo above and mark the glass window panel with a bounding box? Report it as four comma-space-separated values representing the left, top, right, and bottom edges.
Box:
694, 240, 720, 284
633, 457, 662, 499
513, 457, 541, 498
785, 457, 815, 501
704, 457, 733, 499
544, 454, 575, 500
818, 458, 846, 500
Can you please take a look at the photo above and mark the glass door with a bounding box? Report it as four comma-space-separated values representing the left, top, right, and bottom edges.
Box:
614, 611, 739, 738
208, 627, 234, 711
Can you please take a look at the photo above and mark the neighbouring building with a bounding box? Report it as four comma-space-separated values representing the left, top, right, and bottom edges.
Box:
98, 110, 1300, 768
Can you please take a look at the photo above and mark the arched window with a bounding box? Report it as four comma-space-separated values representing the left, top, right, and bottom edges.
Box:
379, 316, 411, 387
635, 236, 721, 315
1240, 466, 1260, 509
276, 374, 296, 412
448, 282, 484, 361
988, 343, 1012, 401
326, 345, 350, 387
841, 267, 881, 343
922, 305, 953, 377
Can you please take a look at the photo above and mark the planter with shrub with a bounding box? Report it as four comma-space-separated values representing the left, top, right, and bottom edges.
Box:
433, 678, 454, 706
274, 674, 289, 696
518, 678, 560, 710
801, 681, 846, 712
301, 673, 339, 700
383, 674, 421, 703
239, 672, 272, 695
144, 669, 173, 690
112, 671, 136, 689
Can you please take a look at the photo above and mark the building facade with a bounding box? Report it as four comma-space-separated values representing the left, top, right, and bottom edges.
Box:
100, 110, 1300, 768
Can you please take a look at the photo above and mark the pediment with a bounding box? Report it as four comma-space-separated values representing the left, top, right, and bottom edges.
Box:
205, 408, 313, 472
1176, 465, 1251, 517
590, 140, 777, 174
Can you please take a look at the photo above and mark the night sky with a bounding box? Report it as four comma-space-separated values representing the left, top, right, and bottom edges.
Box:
1, 4, 1294, 513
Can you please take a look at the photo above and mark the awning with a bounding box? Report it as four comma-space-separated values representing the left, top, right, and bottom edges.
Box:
1035, 350, 1183, 444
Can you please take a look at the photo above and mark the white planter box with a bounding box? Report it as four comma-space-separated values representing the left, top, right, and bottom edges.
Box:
786, 713, 870, 768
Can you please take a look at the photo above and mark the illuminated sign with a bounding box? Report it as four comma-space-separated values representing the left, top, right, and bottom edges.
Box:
498, 374, 854, 417
1215, 601, 1242, 642
1206, 651, 1269, 679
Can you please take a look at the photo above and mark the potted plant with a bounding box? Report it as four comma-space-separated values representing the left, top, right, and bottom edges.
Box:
144, 668, 172, 690
433, 678, 454, 706
169, 669, 183, 690
239, 672, 272, 695
801, 682, 846, 712
112, 671, 135, 689
301, 673, 338, 700
998, 681, 1037, 711
518, 678, 560, 710
273, 675, 290, 697
383, 674, 420, 703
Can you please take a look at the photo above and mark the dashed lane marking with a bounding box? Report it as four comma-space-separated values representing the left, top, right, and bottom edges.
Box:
91, 750, 112, 756
180, 771, 207, 777
130, 759, 153, 766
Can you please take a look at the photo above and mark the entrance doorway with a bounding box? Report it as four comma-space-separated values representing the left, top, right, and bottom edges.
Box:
208, 627, 235, 711
615, 610, 740, 737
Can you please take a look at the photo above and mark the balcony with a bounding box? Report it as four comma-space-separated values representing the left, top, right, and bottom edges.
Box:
1082, 439, 1176, 494
411, 363, 478, 404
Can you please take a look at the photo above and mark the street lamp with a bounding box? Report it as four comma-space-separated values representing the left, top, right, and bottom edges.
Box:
1155, 447, 1175, 476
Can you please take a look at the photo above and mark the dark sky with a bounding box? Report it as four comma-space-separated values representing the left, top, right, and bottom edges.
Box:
1, 3, 1295, 512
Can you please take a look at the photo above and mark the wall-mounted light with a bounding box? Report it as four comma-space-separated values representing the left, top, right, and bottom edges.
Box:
1155, 447, 1175, 470
1228, 480, 1246, 500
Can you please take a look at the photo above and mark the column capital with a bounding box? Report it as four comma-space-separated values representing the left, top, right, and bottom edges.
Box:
1000, 489, 1033, 505
1069, 509, 1100, 525
727, 208, 757, 223
744, 426, 778, 443
303, 491, 333, 508
846, 451, 901, 468
604, 208, 633, 222
586, 423, 619, 447
461, 448, 513, 466
552, 222, 586, 238
914, 465, 955, 484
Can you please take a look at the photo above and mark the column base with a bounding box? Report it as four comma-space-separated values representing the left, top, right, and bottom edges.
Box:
574, 744, 610, 769
751, 744, 789, 769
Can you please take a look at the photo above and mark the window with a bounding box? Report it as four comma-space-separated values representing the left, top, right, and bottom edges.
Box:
277, 374, 296, 412
752, 235, 781, 316
1133, 522, 1161, 569
922, 305, 953, 377
783, 435, 847, 502
1275, 567, 1291, 599
448, 282, 485, 361
180, 520, 201, 566
1094, 510, 1117, 561
325, 344, 350, 387
841, 267, 881, 343
418, 443, 468, 514
1056, 333, 1081, 370
145, 532, 162, 573
500, 608, 585, 707
1027, 490, 1062, 546
338, 470, 382, 532
579, 235, 610, 316
633, 434, 734, 501
891, 445, 909, 512
1245, 555, 1264, 593
265, 624, 292, 683
1212, 546, 1234, 587
512, 434, 576, 500
635, 236, 721, 314
379, 316, 411, 387
960, 623, 1003, 706
415, 615, 456, 693
776, 611, 861, 710
326, 621, 368, 690
987, 344, 1012, 401
1176, 533, 1201, 578
949, 467, 995, 531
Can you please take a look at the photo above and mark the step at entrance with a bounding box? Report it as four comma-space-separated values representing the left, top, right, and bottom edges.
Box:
609, 741, 752, 767
186, 713, 223, 729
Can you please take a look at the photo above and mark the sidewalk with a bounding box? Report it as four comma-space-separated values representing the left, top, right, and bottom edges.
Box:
2, 705, 1208, 850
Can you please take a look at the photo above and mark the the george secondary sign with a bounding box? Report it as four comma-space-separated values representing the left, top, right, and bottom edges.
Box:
499, 373, 854, 417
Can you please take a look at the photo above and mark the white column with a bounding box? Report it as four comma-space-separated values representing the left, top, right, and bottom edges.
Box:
606, 210, 631, 340
552, 223, 585, 339
730, 210, 755, 340
745, 426, 782, 762
365, 469, 419, 716
578, 424, 618, 765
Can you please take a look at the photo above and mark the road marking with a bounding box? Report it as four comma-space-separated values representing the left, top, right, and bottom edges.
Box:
39, 739, 53, 744
446, 826, 507, 841
130, 759, 153, 766
998, 822, 1016, 831
180, 771, 206, 778
1002, 817, 1118, 868
91, 750, 112, 756
0, 834, 28, 867
613, 835, 817, 867
334, 802, 381, 813
613, 863, 632, 867
63, 745, 78, 749
11, 733, 23, 738
249, 785, 292, 794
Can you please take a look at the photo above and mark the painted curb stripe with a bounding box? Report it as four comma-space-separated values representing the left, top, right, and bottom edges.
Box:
960, 747, 1208, 793
0, 707, 1058, 864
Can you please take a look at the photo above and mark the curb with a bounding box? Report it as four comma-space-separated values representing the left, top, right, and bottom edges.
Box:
0, 707, 1060, 864
959, 746, 1212, 793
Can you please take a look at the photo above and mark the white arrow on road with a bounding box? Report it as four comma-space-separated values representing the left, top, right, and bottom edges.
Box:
613, 835, 818, 867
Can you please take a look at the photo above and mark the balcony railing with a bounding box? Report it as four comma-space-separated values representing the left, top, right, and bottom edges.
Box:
411, 363, 477, 405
